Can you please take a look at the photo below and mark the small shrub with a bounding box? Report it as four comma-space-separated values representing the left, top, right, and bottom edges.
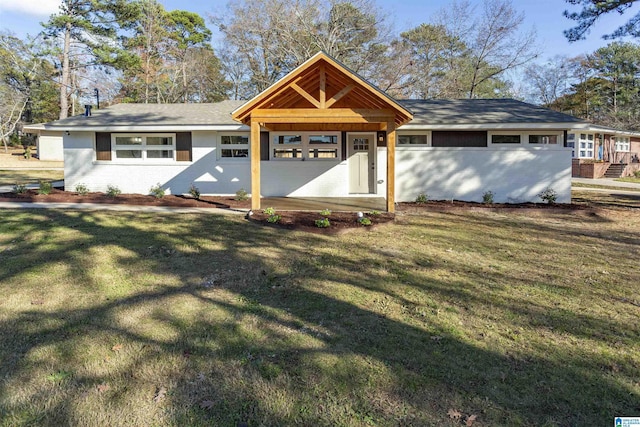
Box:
482, 190, 495, 204
415, 193, 428, 204
263, 207, 276, 216
537, 187, 557, 204
12, 183, 27, 194
634, 170, 640, 178
315, 217, 330, 228
149, 183, 165, 199
369, 210, 381, 216
23, 147, 31, 160
188, 183, 200, 200
235, 188, 249, 201
358, 217, 372, 226
320, 208, 332, 216
38, 180, 52, 195
106, 185, 121, 198
75, 183, 89, 196
267, 214, 281, 223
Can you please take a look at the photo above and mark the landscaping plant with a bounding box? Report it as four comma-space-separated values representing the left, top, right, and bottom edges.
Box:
75, 184, 89, 196
188, 183, 201, 200
38, 180, 52, 195
415, 193, 428, 203
482, 190, 495, 204
235, 188, 249, 201
537, 187, 558, 204
149, 183, 166, 199
106, 185, 121, 198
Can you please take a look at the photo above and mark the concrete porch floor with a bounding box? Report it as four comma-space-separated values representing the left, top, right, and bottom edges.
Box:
260, 197, 386, 212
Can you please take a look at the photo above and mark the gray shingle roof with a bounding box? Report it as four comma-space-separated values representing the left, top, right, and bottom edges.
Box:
45, 100, 246, 128
400, 99, 585, 125
41, 98, 585, 129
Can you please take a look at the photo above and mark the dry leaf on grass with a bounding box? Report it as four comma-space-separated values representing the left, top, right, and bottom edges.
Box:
153, 386, 167, 403
111, 343, 123, 352
466, 414, 478, 426
199, 400, 215, 409
96, 383, 110, 393
448, 408, 462, 420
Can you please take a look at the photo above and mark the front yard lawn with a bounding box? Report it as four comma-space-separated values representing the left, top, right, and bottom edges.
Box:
0, 170, 64, 186
0, 208, 638, 426
615, 176, 640, 184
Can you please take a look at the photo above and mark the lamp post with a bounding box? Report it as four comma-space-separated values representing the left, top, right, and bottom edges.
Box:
94, 88, 100, 109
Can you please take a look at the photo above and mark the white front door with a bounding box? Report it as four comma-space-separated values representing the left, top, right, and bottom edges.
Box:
348, 133, 375, 194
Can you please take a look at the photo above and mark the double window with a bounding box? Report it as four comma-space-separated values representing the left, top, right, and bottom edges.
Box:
271, 132, 340, 160
398, 132, 430, 146
489, 131, 563, 146
219, 134, 249, 159
614, 136, 630, 152
577, 133, 594, 158
111, 134, 175, 161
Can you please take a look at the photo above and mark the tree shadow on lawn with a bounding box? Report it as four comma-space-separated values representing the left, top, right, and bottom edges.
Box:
0, 209, 637, 426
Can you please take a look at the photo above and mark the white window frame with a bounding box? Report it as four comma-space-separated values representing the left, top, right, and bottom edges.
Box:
577, 133, 595, 159
527, 132, 562, 145
110, 133, 176, 162
397, 131, 431, 147
218, 132, 250, 160
488, 131, 522, 146
270, 132, 341, 161
614, 136, 630, 152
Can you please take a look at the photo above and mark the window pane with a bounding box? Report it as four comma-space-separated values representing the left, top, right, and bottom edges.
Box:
147, 150, 173, 159
580, 134, 586, 140
308, 148, 338, 158
492, 134, 520, 144
529, 135, 558, 144
398, 135, 428, 145
221, 135, 249, 145
579, 150, 586, 157
221, 149, 248, 158
147, 136, 172, 146
567, 133, 575, 141
115, 136, 142, 145
273, 148, 302, 158
274, 135, 302, 145
309, 135, 338, 144
115, 150, 142, 158
587, 134, 594, 141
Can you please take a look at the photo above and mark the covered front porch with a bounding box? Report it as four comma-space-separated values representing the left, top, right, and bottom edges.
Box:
260, 196, 386, 212
231, 52, 413, 213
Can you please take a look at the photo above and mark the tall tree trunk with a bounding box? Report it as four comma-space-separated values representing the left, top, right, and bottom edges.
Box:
59, 21, 71, 119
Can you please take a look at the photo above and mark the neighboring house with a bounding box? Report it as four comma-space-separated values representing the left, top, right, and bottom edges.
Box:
24, 52, 588, 211
568, 125, 640, 178
23, 126, 64, 161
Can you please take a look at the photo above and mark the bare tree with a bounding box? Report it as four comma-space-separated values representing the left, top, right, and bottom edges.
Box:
524, 56, 573, 105
436, 0, 538, 98
212, 0, 392, 97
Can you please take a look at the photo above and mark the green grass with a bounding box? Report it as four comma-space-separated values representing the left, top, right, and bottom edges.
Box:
573, 189, 640, 209
0, 170, 63, 186
572, 182, 640, 192
0, 208, 638, 426
615, 176, 640, 184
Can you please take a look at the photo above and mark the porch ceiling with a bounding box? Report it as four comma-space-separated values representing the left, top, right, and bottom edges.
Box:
231, 52, 413, 128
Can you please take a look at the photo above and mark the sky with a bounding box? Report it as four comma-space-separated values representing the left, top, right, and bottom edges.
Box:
0, 0, 635, 61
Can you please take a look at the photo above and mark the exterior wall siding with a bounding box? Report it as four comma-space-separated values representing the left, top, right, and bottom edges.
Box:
64, 130, 572, 203
37, 131, 64, 161
395, 147, 572, 203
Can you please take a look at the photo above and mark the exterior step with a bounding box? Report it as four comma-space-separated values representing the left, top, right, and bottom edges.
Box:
604, 163, 625, 178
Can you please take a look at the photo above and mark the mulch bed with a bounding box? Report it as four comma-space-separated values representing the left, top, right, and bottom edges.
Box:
0, 189, 602, 233
0, 189, 250, 209
248, 210, 396, 235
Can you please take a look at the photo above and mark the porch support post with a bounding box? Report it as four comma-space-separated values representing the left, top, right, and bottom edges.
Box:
386, 121, 396, 213
250, 119, 261, 210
